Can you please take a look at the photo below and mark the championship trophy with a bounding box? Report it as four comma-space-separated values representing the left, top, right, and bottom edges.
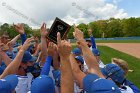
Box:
47, 17, 71, 43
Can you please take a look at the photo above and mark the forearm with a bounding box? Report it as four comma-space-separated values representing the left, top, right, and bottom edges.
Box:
0, 49, 24, 79
79, 39, 104, 77
1, 52, 12, 66
41, 37, 47, 61
33, 45, 40, 56
53, 54, 60, 70
10, 34, 20, 45
70, 54, 85, 88
60, 57, 74, 93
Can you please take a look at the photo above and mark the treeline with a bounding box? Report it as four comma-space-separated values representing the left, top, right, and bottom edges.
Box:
0, 23, 40, 38
68, 17, 140, 38
0, 17, 140, 39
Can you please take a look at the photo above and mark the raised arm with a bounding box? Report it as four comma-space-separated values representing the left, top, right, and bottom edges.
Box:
40, 23, 48, 65
57, 32, 74, 93
0, 51, 12, 66
73, 25, 104, 78
0, 43, 12, 66
41, 42, 56, 75
70, 54, 86, 88
6, 34, 20, 54
0, 38, 34, 79
8, 34, 20, 46
13, 23, 26, 45
52, 50, 60, 70
88, 28, 96, 49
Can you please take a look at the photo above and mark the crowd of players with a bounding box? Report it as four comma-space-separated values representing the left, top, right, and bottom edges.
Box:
0, 23, 139, 93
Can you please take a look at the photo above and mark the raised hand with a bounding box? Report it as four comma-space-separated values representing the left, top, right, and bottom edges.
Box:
73, 25, 87, 47
73, 25, 84, 41
21, 37, 34, 51
57, 32, 72, 58
13, 23, 25, 34
47, 42, 57, 56
57, 32, 74, 93
40, 23, 48, 37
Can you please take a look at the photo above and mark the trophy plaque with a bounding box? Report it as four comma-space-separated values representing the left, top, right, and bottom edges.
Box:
47, 17, 71, 43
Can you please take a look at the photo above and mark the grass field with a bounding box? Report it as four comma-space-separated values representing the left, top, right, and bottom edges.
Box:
96, 40, 140, 43
98, 46, 140, 88
72, 45, 140, 89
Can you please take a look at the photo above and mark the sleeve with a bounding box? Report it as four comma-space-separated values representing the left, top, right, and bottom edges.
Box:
40, 56, 53, 75
52, 70, 61, 87
90, 35, 97, 49
20, 34, 32, 52
20, 34, 27, 45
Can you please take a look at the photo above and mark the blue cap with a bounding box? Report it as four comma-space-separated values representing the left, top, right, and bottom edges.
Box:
6, 51, 14, 59
0, 75, 18, 93
13, 43, 20, 47
22, 51, 37, 63
13, 47, 18, 53
31, 75, 54, 93
83, 74, 121, 93
72, 48, 81, 55
75, 56, 84, 64
92, 49, 100, 56
101, 63, 125, 84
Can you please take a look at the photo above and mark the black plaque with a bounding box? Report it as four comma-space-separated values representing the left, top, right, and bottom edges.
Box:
47, 17, 71, 43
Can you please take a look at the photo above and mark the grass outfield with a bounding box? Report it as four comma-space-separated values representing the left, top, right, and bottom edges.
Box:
95, 40, 140, 43
98, 46, 140, 88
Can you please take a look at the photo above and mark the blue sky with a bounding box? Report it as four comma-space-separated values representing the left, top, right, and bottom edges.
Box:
107, 0, 140, 17
118, 0, 140, 17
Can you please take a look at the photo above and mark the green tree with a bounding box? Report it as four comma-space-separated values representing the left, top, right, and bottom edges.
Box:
77, 23, 88, 38
122, 17, 139, 36
68, 25, 74, 39
106, 18, 123, 37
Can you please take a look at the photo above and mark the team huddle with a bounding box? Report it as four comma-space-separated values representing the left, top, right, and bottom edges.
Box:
0, 23, 139, 93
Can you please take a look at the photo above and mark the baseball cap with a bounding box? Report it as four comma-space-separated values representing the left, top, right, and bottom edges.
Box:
72, 48, 81, 55
31, 75, 54, 93
22, 51, 37, 63
75, 56, 84, 64
6, 51, 14, 59
13, 47, 18, 53
101, 63, 125, 84
92, 49, 100, 56
83, 73, 121, 93
0, 75, 18, 93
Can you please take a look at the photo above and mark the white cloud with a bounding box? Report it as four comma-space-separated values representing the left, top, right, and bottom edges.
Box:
0, 0, 128, 28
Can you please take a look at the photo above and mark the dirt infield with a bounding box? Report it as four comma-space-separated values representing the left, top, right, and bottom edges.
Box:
97, 43, 140, 59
